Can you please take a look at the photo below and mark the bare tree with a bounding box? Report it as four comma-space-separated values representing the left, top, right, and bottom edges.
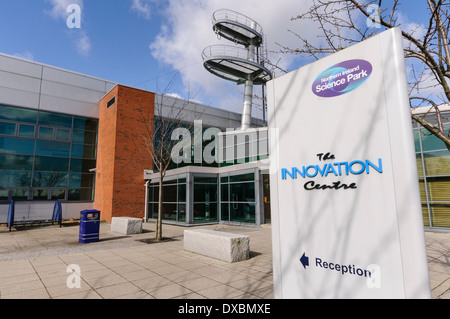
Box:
275, 0, 450, 150
137, 78, 199, 241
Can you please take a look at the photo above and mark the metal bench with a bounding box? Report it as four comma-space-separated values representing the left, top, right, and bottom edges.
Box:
6, 200, 62, 232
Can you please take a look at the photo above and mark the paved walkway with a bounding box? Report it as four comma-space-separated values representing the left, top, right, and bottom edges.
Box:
0, 222, 448, 299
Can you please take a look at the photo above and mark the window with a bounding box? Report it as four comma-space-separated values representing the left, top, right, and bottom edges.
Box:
0, 190, 9, 201
56, 129, 71, 142
68, 188, 94, 201
69, 173, 95, 188
70, 159, 96, 173
423, 151, 450, 176
0, 137, 35, 155
0, 104, 98, 203
38, 127, 54, 140
414, 115, 450, 229
0, 154, 33, 170
71, 143, 96, 159
0, 171, 32, 187
220, 172, 255, 223
107, 96, 116, 108
33, 172, 68, 188
12, 189, 29, 200
73, 117, 98, 131
148, 178, 187, 223
18, 124, 35, 138
36, 140, 70, 157
0, 105, 37, 123
420, 125, 450, 151
38, 111, 72, 128
72, 130, 96, 144
193, 176, 218, 223
0, 122, 16, 136
34, 156, 69, 172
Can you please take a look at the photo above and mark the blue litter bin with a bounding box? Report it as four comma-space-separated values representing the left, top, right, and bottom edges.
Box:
79, 210, 100, 243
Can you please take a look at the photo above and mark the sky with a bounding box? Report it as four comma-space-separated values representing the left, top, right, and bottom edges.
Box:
0, 0, 435, 118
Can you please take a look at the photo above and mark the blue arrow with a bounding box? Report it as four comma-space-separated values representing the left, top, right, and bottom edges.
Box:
300, 253, 309, 269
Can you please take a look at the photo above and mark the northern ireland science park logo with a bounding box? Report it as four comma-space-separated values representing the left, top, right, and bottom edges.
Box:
312, 59, 373, 97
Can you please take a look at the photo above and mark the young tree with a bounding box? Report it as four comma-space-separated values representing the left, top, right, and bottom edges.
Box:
138, 79, 199, 241
275, 0, 450, 150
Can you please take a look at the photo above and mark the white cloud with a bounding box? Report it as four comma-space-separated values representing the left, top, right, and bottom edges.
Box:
46, 0, 83, 20
147, 0, 315, 116
131, 0, 153, 20
13, 51, 35, 61
45, 0, 91, 57
75, 31, 91, 57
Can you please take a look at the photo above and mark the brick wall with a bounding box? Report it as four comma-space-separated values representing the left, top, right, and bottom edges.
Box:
94, 85, 154, 223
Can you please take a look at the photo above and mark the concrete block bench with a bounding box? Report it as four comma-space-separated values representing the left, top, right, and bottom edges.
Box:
184, 229, 250, 263
111, 217, 142, 235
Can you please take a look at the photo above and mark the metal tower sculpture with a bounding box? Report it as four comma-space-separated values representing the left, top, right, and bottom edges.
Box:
202, 9, 272, 130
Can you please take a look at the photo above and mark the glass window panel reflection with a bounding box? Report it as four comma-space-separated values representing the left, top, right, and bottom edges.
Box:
0, 122, 16, 136
69, 173, 95, 188
0, 171, 31, 187
230, 173, 254, 182
0, 105, 37, 123
12, 189, 29, 201
194, 183, 217, 202
161, 203, 178, 221
38, 127, 54, 140
193, 203, 218, 222
56, 129, 70, 142
70, 159, 97, 173
178, 204, 186, 222
0, 171, 32, 187
424, 151, 450, 176
421, 126, 450, 151
38, 111, 72, 128
33, 172, 68, 187
162, 184, 177, 202
18, 124, 35, 138
0, 137, 35, 155
221, 203, 229, 221
36, 140, 70, 157
71, 144, 96, 159
34, 156, 69, 172
72, 130, 97, 144
0, 154, 33, 170
51, 189, 66, 200
68, 188, 94, 201
73, 117, 98, 131
422, 203, 430, 227
178, 184, 186, 202
230, 182, 255, 202
230, 203, 255, 223
426, 177, 450, 201
0, 189, 9, 201
33, 189, 49, 200
429, 203, 450, 228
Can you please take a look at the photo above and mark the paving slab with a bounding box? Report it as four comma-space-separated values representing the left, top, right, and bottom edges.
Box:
0, 222, 448, 299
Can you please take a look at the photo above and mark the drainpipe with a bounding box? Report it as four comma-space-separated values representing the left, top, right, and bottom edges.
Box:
144, 180, 149, 223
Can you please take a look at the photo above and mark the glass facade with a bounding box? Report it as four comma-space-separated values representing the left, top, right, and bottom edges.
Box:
148, 178, 186, 222
220, 173, 256, 223
193, 176, 218, 223
414, 115, 450, 229
0, 104, 98, 202
148, 172, 258, 225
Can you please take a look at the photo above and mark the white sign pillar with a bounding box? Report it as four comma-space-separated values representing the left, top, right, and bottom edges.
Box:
268, 28, 431, 299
